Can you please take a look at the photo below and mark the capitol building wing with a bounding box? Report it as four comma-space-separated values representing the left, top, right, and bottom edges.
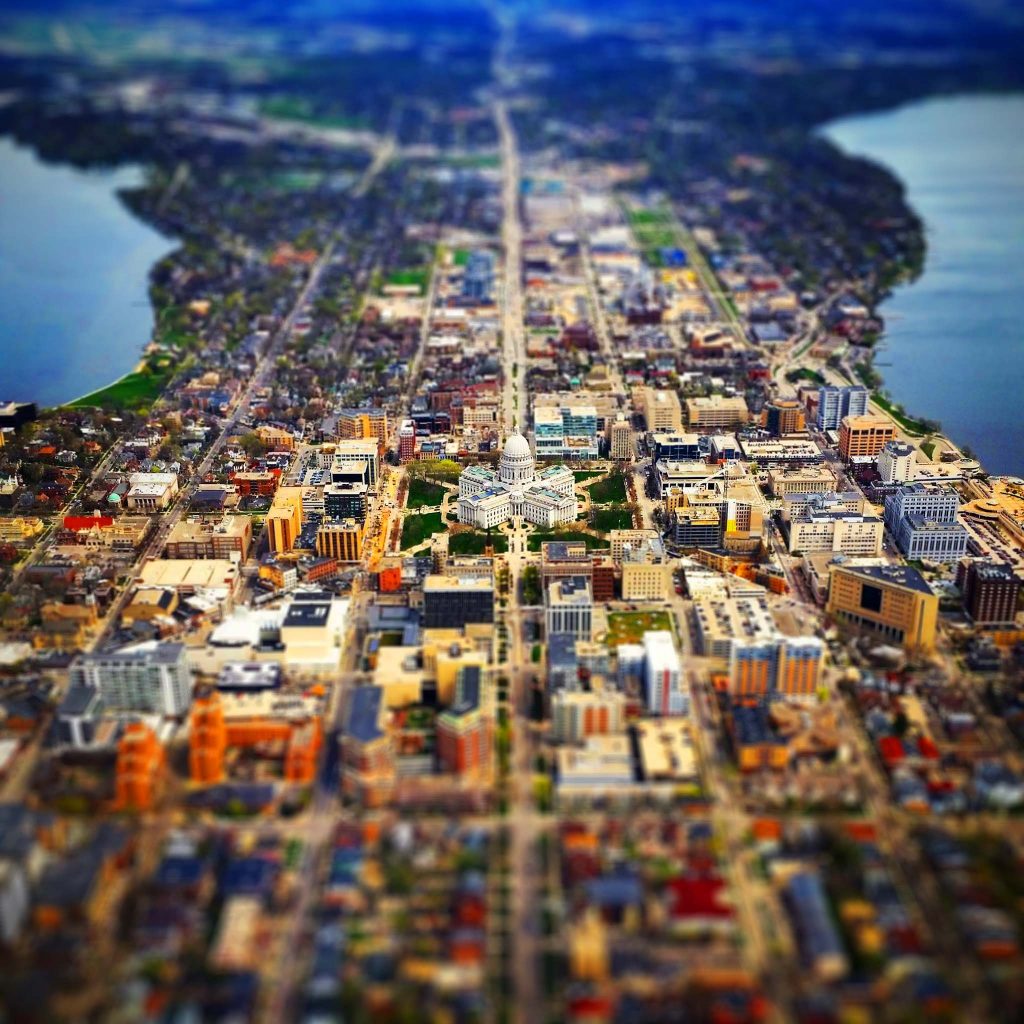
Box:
458, 428, 578, 530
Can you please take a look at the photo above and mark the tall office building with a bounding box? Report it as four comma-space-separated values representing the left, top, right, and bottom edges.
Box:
643, 631, 687, 716
546, 577, 594, 641
817, 385, 869, 431
876, 441, 916, 484
71, 643, 194, 717
884, 483, 968, 562
957, 559, 1021, 624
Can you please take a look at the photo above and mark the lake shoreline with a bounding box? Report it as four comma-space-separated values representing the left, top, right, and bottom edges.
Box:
822, 93, 1024, 477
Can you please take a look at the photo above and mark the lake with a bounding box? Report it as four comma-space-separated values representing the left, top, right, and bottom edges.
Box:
0, 136, 175, 408
823, 94, 1024, 476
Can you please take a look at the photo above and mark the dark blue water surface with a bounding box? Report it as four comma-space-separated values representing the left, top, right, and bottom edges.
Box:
0, 136, 175, 407
823, 94, 1024, 476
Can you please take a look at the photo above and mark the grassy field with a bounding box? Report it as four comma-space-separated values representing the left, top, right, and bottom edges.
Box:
386, 267, 430, 294
258, 96, 368, 130
527, 531, 605, 553
406, 478, 446, 509
573, 470, 604, 482
870, 392, 931, 436
452, 248, 470, 267
449, 530, 508, 555
67, 356, 175, 410
785, 367, 825, 385
591, 507, 634, 531
605, 610, 673, 646
587, 471, 627, 504
400, 511, 444, 550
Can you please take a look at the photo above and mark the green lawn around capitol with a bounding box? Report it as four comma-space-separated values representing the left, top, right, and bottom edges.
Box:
399, 511, 445, 550
590, 507, 635, 531
605, 610, 674, 646
527, 530, 605, 553
405, 478, 446, 509
448, 530, 508, 555
586, 471, 628, 504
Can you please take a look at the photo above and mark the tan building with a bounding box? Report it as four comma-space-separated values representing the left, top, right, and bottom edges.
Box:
641, 387, 683, 433
265, 487, 303, 554
827, 563, 938, 653
838, 415, 896, 461
164, 515, 252, 561
609, 417, 633, 461
337, 408, 388, 445
316, 519, 365, 562
621, 559, 672, 601
126, 472, 179, 511
685, 395, 749, 429
255, 425, 295, 450
0, 516, 44, 543
608, 528, 661, 563
767, 465, 837, 497
788, 512, 884, 557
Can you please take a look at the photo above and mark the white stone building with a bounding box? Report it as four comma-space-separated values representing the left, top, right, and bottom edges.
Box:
458, 428, 577, 529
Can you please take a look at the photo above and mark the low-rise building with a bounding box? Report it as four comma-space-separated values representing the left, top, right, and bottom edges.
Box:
164, 515, 252, 561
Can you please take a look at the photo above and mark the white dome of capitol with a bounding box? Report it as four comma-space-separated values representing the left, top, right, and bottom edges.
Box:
502, 430, 531, 461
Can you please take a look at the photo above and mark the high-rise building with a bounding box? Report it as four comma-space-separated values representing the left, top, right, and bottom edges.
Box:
398, 419, 417, 463
423, 574, 495, 628
609, 416, 634, 461
337, 407, 388, 444
266, 487, 303, 553
551, 689, 626, 743
884, 483, 968, 562
643, 631, 687, 716
787, 509, 884, 556
534, 405, 599, 460
817, 385, 869, 431
838, 416, 896, 461
546, 576, 593, 641
71, 643, 193, 717
685, 395, 750, 430
436, 666, 492, 776
957, 559, 1021, 624
876, 440, 916, 484
315, 519, 365, 562
762, 400, 806, 437
323, 481, 368, 522
641, 388, 683, 433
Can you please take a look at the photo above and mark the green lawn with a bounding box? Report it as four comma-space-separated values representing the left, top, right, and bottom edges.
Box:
605, 610, 673, 647
406, 478, 446, 509
527, 531, 606, 553
258, 96, 369, 130
385, 267, 430, 294
785, 367, 825, 385
573, 471, 604, 482
67, 364, 172, 410
452, 248, 471, 266
448, 530, 508, 555
591, 507, 634, 531
587, 472, 627, 504
400, 511, 444, 550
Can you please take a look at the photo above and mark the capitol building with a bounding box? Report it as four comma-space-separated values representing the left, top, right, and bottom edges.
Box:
458, 428, 578, 530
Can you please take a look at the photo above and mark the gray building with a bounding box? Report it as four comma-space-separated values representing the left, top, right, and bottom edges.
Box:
884, 483, 969, 562
817, 385, 869, 431
69, 642, 194, 717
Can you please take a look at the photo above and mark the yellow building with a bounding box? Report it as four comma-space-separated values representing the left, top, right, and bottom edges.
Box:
316, 519, 365, 562
621, 559, 672, 601
0, 516, 44, 543
265, 487, 303, 553
641, 387, 683, 433
827, 563, 938, 653
685, 394, 749, 429
255, 425, 295, 450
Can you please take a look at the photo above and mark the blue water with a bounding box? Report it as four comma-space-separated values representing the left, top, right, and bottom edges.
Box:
823, 94, 1024, 476
0, 136, 175, 407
